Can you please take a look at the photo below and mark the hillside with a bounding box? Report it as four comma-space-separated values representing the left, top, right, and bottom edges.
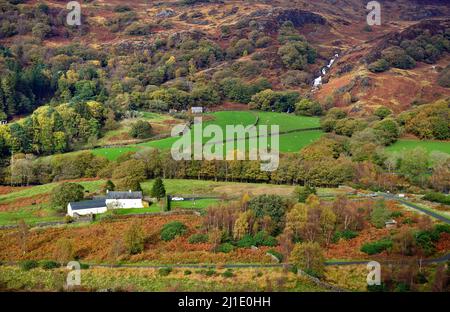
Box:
0, 0, 449, 117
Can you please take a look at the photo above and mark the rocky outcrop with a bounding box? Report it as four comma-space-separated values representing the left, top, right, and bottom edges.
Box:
250, 8, 327, 34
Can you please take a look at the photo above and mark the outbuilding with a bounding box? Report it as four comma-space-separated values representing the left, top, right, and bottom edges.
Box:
67, 199, 107, 217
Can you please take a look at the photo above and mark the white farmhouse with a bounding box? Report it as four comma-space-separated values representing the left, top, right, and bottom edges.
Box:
67, 191, 144, 217
67, 199, 107, 217
105, 190, 144, 209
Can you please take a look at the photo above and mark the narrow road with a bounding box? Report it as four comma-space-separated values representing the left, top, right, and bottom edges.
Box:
84, 252, 450, 270
378, 193, 450, 224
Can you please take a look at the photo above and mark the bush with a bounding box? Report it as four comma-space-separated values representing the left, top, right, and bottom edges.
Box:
20, 260, 38, 271
267, 249, 283, 262
129, 120, 152, 139
422, 192, 450, 205
253, 231, 278, 247
80, 263, 90, 270
41, 260, 60, 270
255, 36, 272, 48
368, 59, 390, 73
236, 235, 255, 248
217, 243, 234, 253
159, 267, 172, 276
205, 269, 216, 276
333, 230, 358, 242
160, 221, 188, 241
437, 65, 450, 87
222, 269, 234, 278
188, 233, 208, 244
360, 238, 393, 255
390, 211, 403, 218
184, 270, 192, 275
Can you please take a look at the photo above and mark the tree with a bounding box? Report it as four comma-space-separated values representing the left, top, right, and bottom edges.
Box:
17, 219, 29, 255
373, 118, 399, 145
124, 221, 145, 255
398, 148, 429, 185
51, 183, 84, 212
295, 98, 323, 116
129, 120, 152, 139
374, 106, 392, 119
296, 185, 317, 203
278, 41, 316, 70
290, 242, 325, 278
103, 180, 115, 193
151, 177, 166, 200
54, 239, 73, 265
370, 200, 390, 228
248, 195, 287, 235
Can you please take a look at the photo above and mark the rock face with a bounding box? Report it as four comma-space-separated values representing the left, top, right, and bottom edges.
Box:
274, 8, 327, 27
251, 8, 327, 33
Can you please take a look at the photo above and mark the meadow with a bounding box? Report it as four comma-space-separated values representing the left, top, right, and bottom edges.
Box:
386, 139, 450, 154
91, 111, 324, 160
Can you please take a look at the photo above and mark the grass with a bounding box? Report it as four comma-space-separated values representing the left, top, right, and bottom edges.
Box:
81, 111, 324, 160
0, 266, 327, 291
112, 206, 161, 215
0, 180, 105, 204
257, 111, 321, 132
0, 205, 62, 226
386, 139, 450, 154
171, 198, 220, 210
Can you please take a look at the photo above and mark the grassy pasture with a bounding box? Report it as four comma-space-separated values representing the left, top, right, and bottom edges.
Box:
386, 139, 450, 154
88, 111, 324, 160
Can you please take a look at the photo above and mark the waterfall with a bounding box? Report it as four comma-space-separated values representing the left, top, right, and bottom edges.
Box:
312, 53, 339, 91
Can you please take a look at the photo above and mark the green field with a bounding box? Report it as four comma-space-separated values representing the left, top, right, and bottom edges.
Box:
386, 139, 450, 154
171, 198, 220, 210
90, 111, 323, 160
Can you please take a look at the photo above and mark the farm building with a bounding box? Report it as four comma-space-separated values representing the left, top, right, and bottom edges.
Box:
67, 191, 144, 217
67, 199, 107, 217
191, 106, 203, 114
106, 190, 144, 209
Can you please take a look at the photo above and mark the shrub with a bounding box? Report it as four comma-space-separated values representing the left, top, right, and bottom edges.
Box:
437, 65, 450, 87
236, 235, 255, 248
160, 221, 188, 241
129, 120, 152, 139
333, 230, 358, 242
370, 200, 390, 228
295, 98, 323, 116
267, 249, 283, 262
368, 59, 390, 73
41, 260, 60, 270
158, 267, 172, 276
381, 47, 416, 69
20, 260, 38, 271
422, 192, 450, 205
184, 270, 192, 275
188, 233, 208, 244
205, 269, 216, 276
124, 221, 145, 255
222, 269, 234, 278
255, 36, 272, 48
80, 263, 90, 270
390, 211, 403, 218
360, 238, 393, 255
253, 231, 277, 247
217, 243, 234, 253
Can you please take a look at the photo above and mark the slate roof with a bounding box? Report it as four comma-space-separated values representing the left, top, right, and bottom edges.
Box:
106, 191, 143, 200
69, 199, 106, 210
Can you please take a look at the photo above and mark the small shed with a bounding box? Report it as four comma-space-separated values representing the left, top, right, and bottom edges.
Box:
385, 219, 398, 229
191, 106, 203, 114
